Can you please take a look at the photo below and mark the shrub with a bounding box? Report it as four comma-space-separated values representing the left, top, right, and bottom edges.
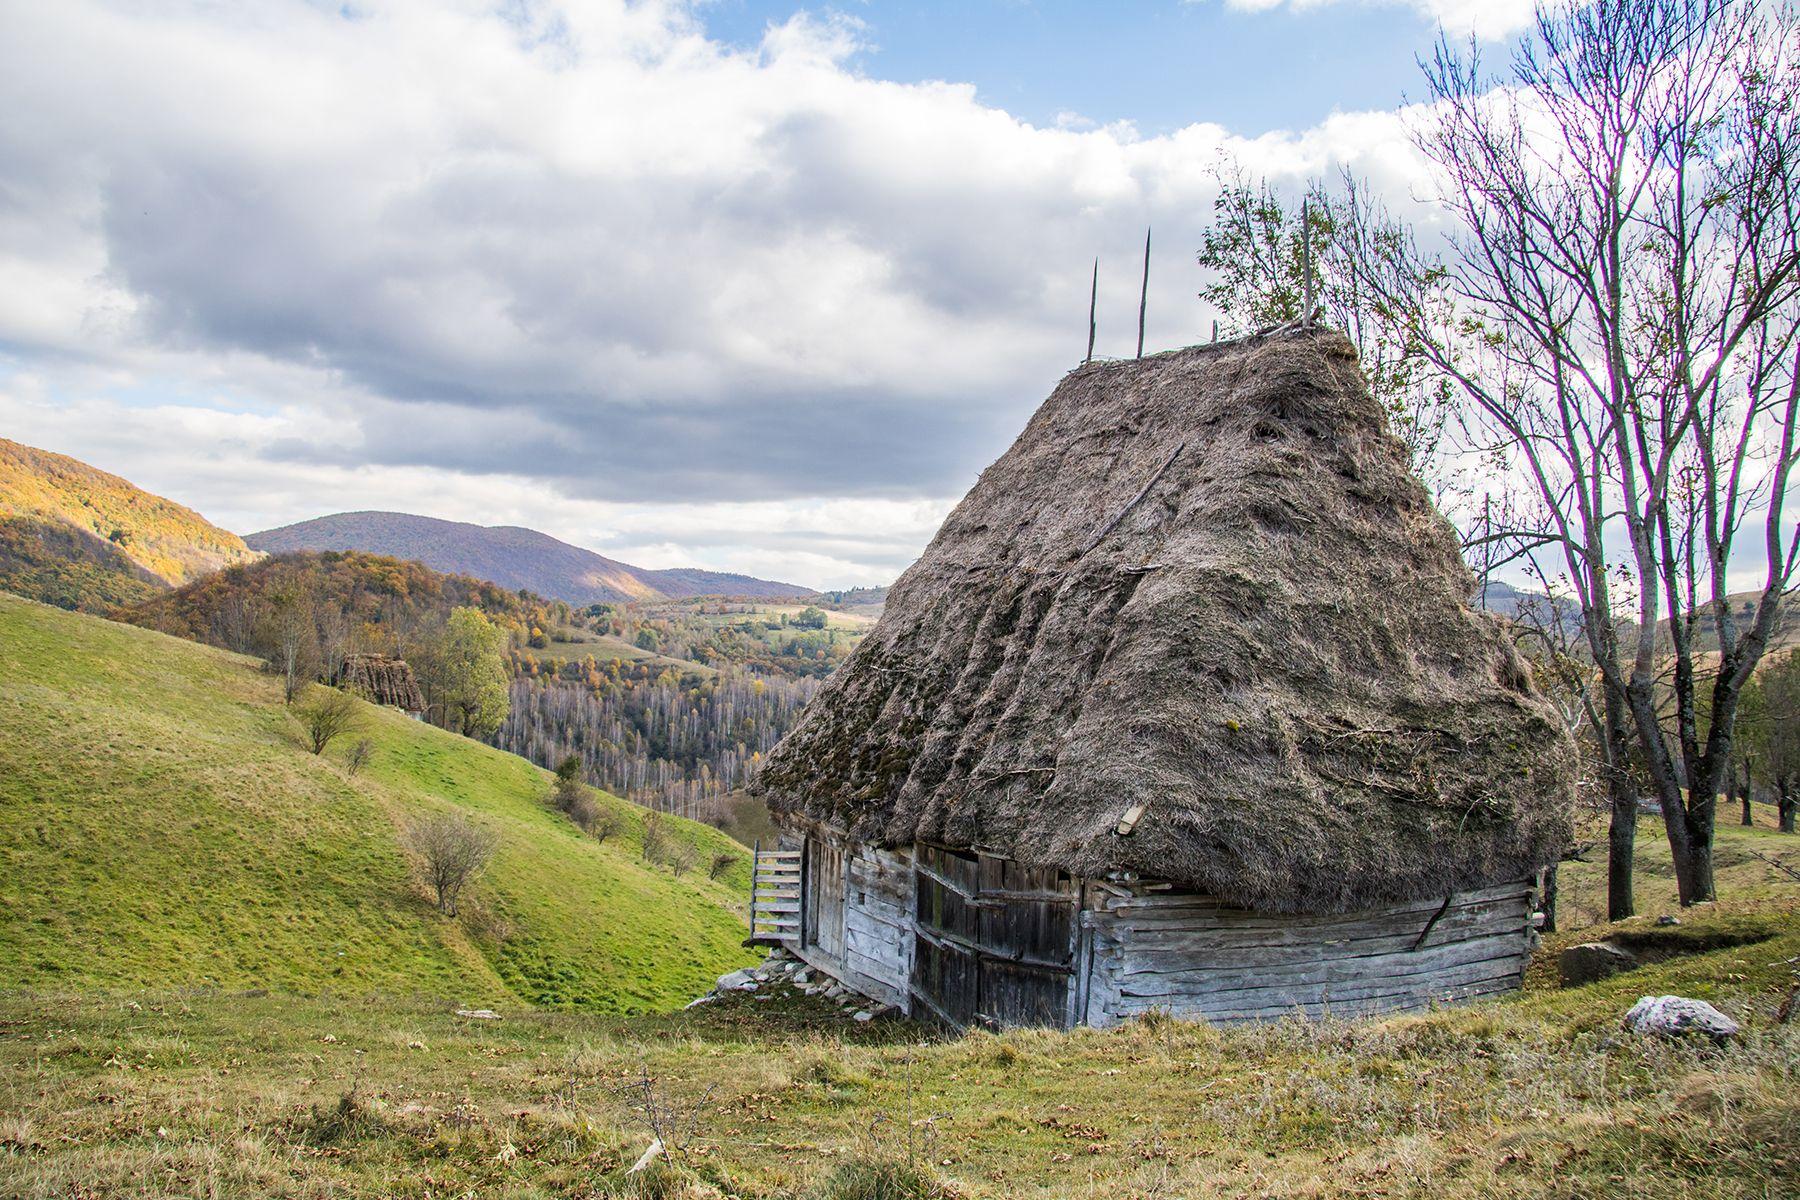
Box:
641, 813, 669, 864
811, 1156, 946, 1200
405, 813, 498, 916
566, 790, 601, 830
297, 688, 362, 755
589, 813, 622, 846
668, 840, 699, 878
708, 852, 738, 880
345, 737, 375, 777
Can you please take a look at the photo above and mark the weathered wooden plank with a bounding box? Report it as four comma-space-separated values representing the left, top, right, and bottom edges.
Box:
1113, 946, 1527, 1002
1110, 962, 1528, 1015
1104, 905, 1530, 968
1108, 964, 1528, 1021
1095, 886, 1531, 929
1111, 926, 1526, 980
843, 948, 909, 1000
845, 922, 906, 965
1095, 889, 1529, 929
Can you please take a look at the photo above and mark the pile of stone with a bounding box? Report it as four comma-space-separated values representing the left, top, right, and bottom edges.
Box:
687, 948, 898, 1023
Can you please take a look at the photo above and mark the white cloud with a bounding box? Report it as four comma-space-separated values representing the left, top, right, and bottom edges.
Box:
0, 0, 1433, 588
1222, 0, 1539, 40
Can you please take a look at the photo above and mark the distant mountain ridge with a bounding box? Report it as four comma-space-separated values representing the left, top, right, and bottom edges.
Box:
246, 511, 813, 605
0, 438, 260, 611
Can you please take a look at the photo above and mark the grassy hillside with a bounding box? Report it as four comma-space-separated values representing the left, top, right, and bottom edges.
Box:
0, 592, 754, 1011
0, 439, 259, 610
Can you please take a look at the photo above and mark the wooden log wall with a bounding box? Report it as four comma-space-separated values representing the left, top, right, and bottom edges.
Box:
1080, 880, 1536, 1027
784, 830, 916, 1013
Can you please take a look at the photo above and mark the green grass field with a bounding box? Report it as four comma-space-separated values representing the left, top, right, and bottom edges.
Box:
0, 592, 754, 1012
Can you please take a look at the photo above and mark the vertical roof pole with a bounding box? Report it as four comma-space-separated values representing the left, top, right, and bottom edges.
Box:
1302, 198, 1315, 329
1137, 226, 1150, 359
1086, 258, 1098, 364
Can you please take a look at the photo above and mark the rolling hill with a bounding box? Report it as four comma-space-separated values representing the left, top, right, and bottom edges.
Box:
0, 438, 260, 611
247, 511, 813, 604
0, 592, 754, 1010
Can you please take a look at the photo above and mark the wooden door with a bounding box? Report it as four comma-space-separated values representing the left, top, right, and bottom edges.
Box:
804, 837, 847, 961
910, 844, 1077, 1029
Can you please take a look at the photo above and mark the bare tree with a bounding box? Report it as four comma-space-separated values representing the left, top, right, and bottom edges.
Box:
259, 585, 319, 705
668, 839, 699, 878
1337, 0, 1800, 909
297, 688, 362, 756
345, 737, 375, 778
641, 813, 669, 865
405, 813, 499, 915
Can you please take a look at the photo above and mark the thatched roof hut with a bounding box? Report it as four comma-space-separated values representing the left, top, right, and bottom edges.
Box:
336, 653, 425, 714
748, 329, 1575, 1029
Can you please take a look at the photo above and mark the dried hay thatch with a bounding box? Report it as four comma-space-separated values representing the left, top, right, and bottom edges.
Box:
336, 653, 425, 713
755, 329, 1575, 914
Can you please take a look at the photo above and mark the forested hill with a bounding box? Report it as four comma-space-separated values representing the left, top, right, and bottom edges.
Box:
0, 438, 260, 611
247, 511, 813, 604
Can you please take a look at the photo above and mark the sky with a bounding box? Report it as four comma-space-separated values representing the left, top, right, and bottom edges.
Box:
0, 0, 1539, 590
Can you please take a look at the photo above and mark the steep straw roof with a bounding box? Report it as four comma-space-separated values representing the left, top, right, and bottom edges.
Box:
755, 329, 1575, 914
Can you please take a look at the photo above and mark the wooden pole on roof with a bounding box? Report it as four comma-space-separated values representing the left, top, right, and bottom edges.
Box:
1086, 258, 1098, 364
1302, 199, 1315, 328
1137, 227, 1151, 359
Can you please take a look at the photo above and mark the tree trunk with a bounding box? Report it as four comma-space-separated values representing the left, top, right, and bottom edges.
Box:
1742, 761, 1755, 827
1624, 681, 1708, 905
1726, 768, 1738, 826
1604, 694, 1637, 921
1540, 863, 1558, 934
1782, 781, 1798, 834
1677, 784, 1718, 903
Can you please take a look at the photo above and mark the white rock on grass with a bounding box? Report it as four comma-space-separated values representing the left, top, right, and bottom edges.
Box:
716, 968, 758, 991
1623, 995, 1740, 1043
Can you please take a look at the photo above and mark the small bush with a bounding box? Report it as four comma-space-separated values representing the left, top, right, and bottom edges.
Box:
297, 688, 362, 755
567, 790, 602, 831
668, 840, 699, 877
811, 1156, 946, 1200
589, 813, 623, 846
405, 813, 498, 916
345, 738, 374, 777
304, 1081, 389, 1145
642, 813, 669, 864
708, 852, 738, 880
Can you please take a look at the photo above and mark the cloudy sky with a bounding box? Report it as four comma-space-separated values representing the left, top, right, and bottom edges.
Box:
0, 0, 1534, 589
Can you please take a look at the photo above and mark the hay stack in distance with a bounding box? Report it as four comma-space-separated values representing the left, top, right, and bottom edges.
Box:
336, 653, 425, 715
756, 328, 1575, 915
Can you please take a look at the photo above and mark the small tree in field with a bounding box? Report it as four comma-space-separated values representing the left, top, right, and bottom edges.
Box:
641, 813, 669, 865
589, 812, 622, 846
406, 813, 498, 915
708, 851, 738, 881
668, 839, 699, 878
552, 755, 585, 812
345, 737, 375, 777
298, 688, 362, 755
